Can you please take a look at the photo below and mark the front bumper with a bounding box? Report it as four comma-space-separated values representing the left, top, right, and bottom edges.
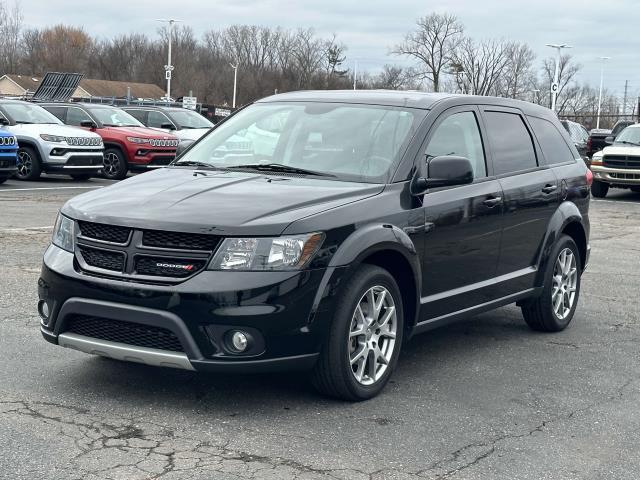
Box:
591, 165, 640, 185
39, 245, 345, 373
129, 149, 177, 169
43, 146, 104, 173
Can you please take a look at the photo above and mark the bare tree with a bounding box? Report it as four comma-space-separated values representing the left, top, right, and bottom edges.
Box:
392, 13, 463, 92
0, 0, 23, 73
500, 42, 536, 99
541, 54, 581, 109
450, 37, 511, 96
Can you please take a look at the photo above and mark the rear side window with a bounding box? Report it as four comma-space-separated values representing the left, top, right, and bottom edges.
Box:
528, 116, 576, 165
483, 111, 537, 175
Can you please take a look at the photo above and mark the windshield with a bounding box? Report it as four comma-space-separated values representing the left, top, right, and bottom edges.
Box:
614, 127, 640, 145
175, 102, 422, 183
169, 110, 213, 129
2, 103, 62, 125
88, 107, 144, 127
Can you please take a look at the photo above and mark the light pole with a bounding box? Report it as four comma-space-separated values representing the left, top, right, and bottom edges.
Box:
596, 56, 610, 129
156, 19, 182, 103
545, 43, 572, 113
230, 63, 238, 108
532, 89, 540, 104
353, 60, 358, 90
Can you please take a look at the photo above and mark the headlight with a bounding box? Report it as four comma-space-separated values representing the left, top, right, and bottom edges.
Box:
52, 214, 75, 253
126, 137, 150, 144
40, 134, 66, 143
209, 233, 324, 271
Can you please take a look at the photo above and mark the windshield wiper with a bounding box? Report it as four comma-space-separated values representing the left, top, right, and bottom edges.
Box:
227, 163, 335, 177
616, 140, 640, 147
15, 121, 33, 124
173, 160, 222, 169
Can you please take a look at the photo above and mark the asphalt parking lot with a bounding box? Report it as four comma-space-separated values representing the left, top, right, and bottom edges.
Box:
1, 174, 639, 480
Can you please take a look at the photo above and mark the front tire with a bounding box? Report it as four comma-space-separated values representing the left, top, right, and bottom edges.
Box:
16, 146, 42, 180
521, 235, 581, 332
102, 148, 128, 180
591, 180, 609, 198
312, 265, 404, 401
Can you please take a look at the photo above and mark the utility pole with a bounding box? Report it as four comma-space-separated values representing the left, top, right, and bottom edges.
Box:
353, 60, 358, 90
156, 19, 182, 103
596, 56, 610, 129
623, 80, 629, 117
230, 63, 238, 108
545, 43, 572, 113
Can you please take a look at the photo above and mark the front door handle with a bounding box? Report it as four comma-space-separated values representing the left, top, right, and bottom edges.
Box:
483, 196, 502, 208
542, 184, 558, 194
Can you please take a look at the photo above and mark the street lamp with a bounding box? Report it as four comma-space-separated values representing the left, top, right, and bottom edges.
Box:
545, 43, 572, 113
156, 19, 183, 103
230, 63, 238, 108
596, 56, 610, 129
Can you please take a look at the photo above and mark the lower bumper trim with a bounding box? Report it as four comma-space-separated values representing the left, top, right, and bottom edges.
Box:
57, 332, 195, 371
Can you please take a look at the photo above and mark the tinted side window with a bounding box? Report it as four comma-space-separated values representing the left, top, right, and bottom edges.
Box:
45, 106, 66, 122
483, 111, 537, 175
148, 111, 173, 128
127, 109, 148, 124
66, 107, 92, 126
528, 116, 575, 165
425, 111, 487, 178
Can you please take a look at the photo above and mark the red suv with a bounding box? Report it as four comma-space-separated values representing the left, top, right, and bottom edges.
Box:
42, 103, 179, 180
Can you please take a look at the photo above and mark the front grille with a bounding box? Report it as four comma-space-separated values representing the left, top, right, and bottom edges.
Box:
148, 156, 175, 166
610, 172, 640, 180
0, 158, 16, 168
64, 315, 183, 352
135, 256, 206, 277
78, 246, 125, 272
603, 155, 640, 170
65, 156, 104, 167
143, 230, 218, 251
79, 221, 131, 244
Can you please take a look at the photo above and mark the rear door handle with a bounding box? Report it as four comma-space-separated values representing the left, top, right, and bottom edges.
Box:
483, 196, 502, 208
542, 184, 558, 194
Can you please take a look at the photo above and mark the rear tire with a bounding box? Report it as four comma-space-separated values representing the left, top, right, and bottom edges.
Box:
102, 148, 128, 180
591, 180, 609, 198
521, 235, 581, 332
15, 146, 41, 181
70, 174, 92, 181
312, 265, 404, 401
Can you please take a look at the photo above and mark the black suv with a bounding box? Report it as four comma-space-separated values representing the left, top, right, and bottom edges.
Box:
39, 91, 591, 401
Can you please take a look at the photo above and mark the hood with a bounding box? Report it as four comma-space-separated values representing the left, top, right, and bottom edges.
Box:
62, 167, 384, 236
5, 123, 102, 139
601, 145, 640, 156
100, 126, 178, 139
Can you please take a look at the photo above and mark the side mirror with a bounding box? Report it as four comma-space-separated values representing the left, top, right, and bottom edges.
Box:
0, 118, 9, 126
604, 135, 615, 145
411, 155, 474, 195
161, 122, 176, 130
80, 120, 97, 129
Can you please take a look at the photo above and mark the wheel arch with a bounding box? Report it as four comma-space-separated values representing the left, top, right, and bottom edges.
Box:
103, 142, 129, 162
320, 224, 422, 335
16, 139, 43, 160
535, 201, 587, 286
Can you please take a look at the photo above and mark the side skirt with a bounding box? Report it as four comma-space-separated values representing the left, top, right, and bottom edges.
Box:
411, 287, 542, 336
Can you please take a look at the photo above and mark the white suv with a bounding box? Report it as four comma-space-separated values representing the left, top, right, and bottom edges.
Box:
0, 100, 104, 181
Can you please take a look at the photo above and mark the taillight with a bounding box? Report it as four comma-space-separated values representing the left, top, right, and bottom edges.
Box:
585, 169, 593, 186
586, 137, 592, 151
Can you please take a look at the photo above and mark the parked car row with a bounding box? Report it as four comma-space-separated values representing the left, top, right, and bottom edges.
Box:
0, 100, 221, 182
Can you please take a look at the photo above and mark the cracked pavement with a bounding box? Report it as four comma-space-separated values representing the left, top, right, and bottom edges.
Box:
1, 177, 640, 479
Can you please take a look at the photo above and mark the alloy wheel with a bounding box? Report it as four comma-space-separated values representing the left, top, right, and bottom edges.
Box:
103, 152, 120, 177
17, 151, 32, 178
348, 285, 397, 386
552, 248, 578, 320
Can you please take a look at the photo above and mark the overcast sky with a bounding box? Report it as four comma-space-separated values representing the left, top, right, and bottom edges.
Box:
17, 0, 640, 100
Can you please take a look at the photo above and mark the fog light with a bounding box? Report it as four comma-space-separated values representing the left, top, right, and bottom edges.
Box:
230, 331, 248, 352
38, 300, 50, 322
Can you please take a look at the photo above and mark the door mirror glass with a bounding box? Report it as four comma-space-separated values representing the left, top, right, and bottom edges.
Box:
604, 135, 615, 145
